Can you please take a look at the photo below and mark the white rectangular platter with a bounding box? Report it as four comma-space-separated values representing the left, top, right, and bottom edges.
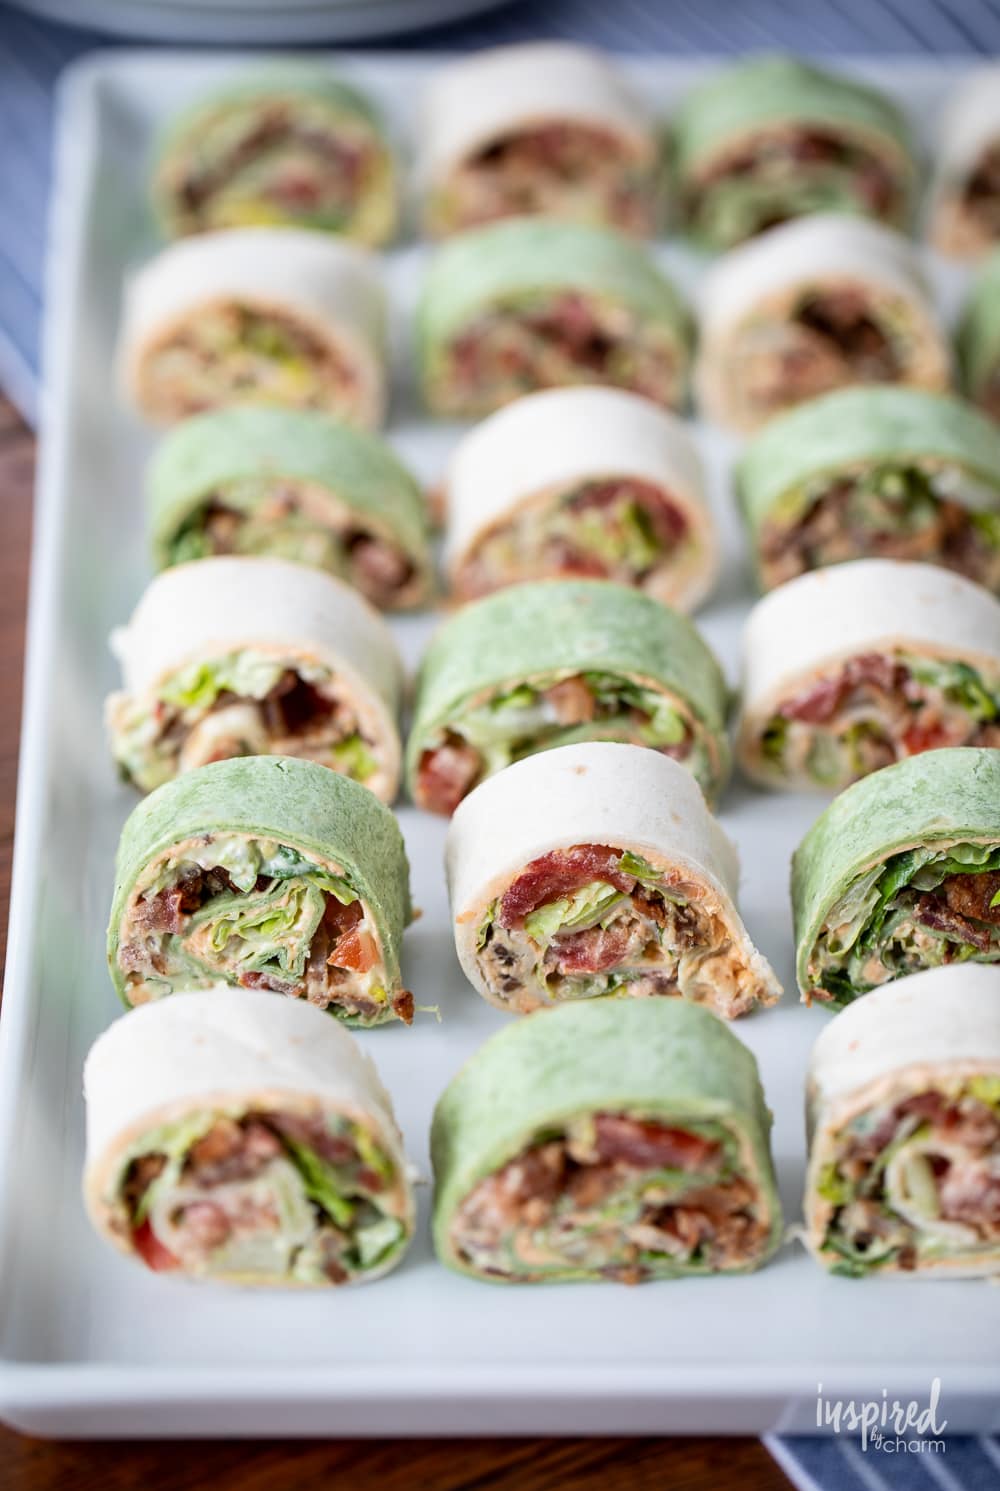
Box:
1, 50, 999, 1440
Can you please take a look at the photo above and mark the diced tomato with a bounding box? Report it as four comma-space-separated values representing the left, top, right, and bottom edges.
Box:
329, 927, 378, 973
132, 1219, 180, 1273
901, 719, 952, 754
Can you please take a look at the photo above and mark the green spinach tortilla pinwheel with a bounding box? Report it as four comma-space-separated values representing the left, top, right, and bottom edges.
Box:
792, 747, 1000, 1007
417, 42, 659, 239
84, 987, 414, 1285
431, 997, 782, 1283
804, 965, 1000, 1277
405, 579, 730, 815
929, 67, 1000, 260
959, 250, 1000, 424
106, 557, 404, 799
735, 387, 1000, 593
148, 408, 431, 609
447, 743, 780, 1018
737, 559, 1000, 792
152, 71, 398, 246
673, 55, 916, 250
108, 755, 413, 1027
118, 227, 386, 429
695, 215, 950, 433
417, 218, 691, 418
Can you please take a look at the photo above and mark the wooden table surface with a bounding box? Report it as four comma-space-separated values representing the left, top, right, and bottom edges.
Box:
0, 393, 791, 1491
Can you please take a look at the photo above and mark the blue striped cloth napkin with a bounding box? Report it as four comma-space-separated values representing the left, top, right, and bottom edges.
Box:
1, 4, 1000, 1487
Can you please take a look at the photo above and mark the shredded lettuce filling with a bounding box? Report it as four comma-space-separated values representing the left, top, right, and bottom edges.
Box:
443, 671, 712, 795
810, 839, 1000, 1003
115, 1108, 405, 1282
760, 463, 1000, 590
452, 1112, 766, 1280
123, 834, 391, 1024
167, 476, 345, 573
816, 1077, 1000, 1276
472, 850, 744, 1009
759, 651, 1000, 785
110, 648, 378, 792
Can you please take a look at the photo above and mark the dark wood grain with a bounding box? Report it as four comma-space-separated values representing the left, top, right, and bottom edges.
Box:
0, 394, 790, 1490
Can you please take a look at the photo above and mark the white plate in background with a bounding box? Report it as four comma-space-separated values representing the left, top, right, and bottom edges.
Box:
5, 0, 509, 43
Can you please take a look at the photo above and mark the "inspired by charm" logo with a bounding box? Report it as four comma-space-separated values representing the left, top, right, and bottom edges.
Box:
816, 1379, 948, 1454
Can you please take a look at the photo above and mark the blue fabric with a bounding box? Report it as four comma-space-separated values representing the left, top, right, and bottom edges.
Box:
766, 1432, 1000, 1491
3, 0, 1000, 421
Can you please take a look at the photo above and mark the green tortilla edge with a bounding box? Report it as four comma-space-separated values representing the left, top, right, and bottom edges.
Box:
791, 747, 1000, 994
107, 755, 412, 1024
431, 997, 782, 1281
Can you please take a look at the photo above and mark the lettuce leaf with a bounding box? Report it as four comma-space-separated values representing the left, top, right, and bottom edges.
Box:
190, 878, 327, 979
281, 1136, 356, 1228
329, 734, 377, 782
524, 880, 625, 943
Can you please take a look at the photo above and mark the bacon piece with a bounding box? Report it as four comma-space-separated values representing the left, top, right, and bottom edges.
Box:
133, 1219, 180, 1272
239, 969, 298, 996
177, 1201, 231, 1251
544, 676, 596, 725
939, 1160, 1000, 1235
779, 653, 906, 724
133, 867, 206, 934
271, 1112, 356, 1167
262, 671, 335, 737
795, 291, 899, 379
593, 1114, 722, 1172
939, 871, 1000, 926
122, 1153, 166, 1218
392, 989, 415, 1025
912, 893, 996, 951
550, 920, 633, 973
497, 844, 635, 928
186, 1118, 283, 1186
347, 533, 414, 602
548, 543, 611, 579
416, 734, 483, 815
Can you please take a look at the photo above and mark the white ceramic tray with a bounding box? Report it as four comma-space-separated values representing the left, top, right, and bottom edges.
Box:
1, 51, 999, 1440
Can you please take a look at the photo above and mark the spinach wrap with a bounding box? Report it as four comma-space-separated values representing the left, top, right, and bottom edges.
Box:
417, 218, 691, 418
805, 965, 1000, 1277
153, 71, 398, 246
108, 755, 413, 1027
405, 579, 730, 814
735, 387, 1000, 593
674, 55, 915, 250
84, 987, 414, 1285
959, 249, 1000, 423
148, 408, 431, 609
431, 997, 782, 1283
792, 747, 1000, 1006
